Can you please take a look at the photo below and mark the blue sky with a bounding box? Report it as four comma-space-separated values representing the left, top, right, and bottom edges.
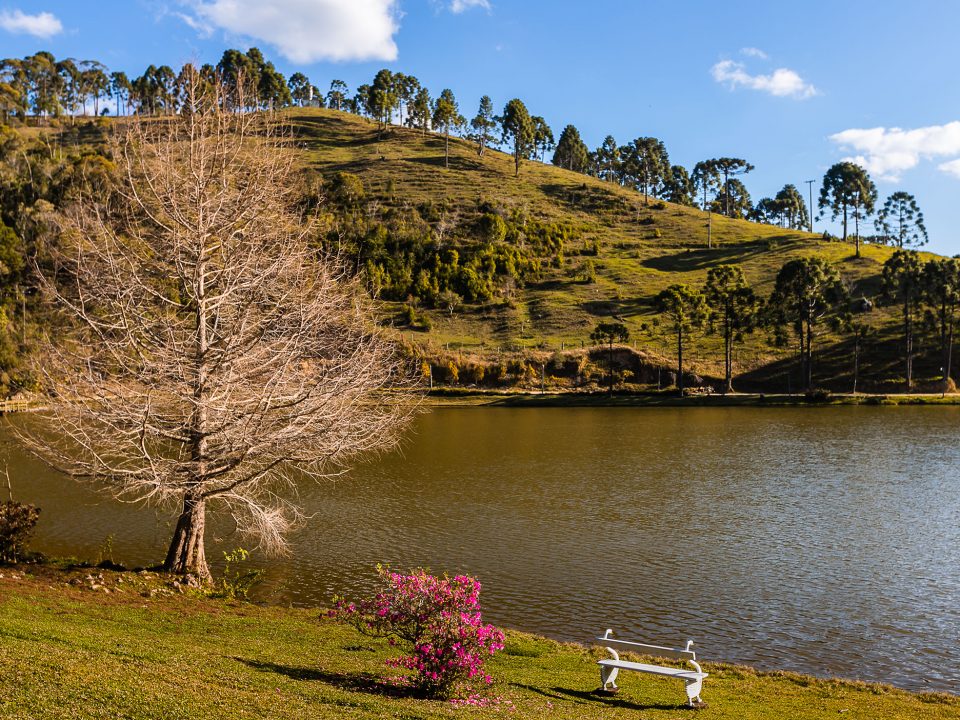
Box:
4, 1, 960, 254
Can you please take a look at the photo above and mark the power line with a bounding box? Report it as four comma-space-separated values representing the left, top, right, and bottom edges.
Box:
805, 179, 815, 233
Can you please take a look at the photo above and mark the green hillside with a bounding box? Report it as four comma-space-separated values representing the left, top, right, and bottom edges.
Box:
288, 108, 936, 393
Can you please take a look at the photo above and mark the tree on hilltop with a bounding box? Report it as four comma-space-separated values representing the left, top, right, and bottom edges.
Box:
432, 88, 464, 169
469, 95, 497, 157
819, 162, 876, 257
663, 164, 695, 206
531, 116, 554, 162
876, 191, 927, 247
499, 98, 534, 177
552, 124, 590, 172
622, 137, 670, 204
408, 87, 432, 135
327, 79, 348, 111
774, 184, 809, 229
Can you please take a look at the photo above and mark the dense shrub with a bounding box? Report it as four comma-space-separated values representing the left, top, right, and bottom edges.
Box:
331, 567, 504, 698
0, 501, 40, 563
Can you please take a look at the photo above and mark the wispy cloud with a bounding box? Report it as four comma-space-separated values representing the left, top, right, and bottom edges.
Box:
178, 0, 400, 63
0, 8, 63, 38
938, 158, 960, 179
450, 0, 491, 12
830, 122, 960, 181
711, 59, 817, 99
740, 47, 768, 59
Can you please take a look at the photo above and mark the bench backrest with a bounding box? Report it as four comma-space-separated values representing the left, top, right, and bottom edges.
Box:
596, 632, 696, 661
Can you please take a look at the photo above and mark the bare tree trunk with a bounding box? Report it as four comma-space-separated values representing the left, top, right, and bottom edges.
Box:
854, 205, 861, 258
946, 320, 955, 392
905, 301, 913, 391
676, 327, 684, 395
608, 340, 614, 395
444, 129, 449, 168
724, 325, 733, 394
853, 335, 860, 395
164, 494, 209, 580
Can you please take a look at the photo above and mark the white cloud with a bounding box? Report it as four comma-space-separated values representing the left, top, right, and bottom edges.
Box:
938, 158, 960, 179
450, 0, 491, 12
180, 0, 400, 63
711, 59, 817, 99
740, 47, 768, 59
829, 122, 960, 181
0, 9, 63, 38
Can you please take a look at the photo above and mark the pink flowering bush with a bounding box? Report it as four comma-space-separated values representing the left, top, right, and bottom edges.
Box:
330, 567, 505, 698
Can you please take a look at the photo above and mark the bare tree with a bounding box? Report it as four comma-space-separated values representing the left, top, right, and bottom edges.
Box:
21, 69, 416, 580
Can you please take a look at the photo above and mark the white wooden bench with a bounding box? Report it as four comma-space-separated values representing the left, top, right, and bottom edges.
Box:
594, 629, 708, 707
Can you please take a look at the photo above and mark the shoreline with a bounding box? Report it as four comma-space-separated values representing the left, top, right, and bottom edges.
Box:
425, 389, 960, 407
0, 561, 955, 719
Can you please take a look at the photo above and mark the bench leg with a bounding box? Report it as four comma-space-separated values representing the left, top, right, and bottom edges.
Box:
600, 665, 619, 691
684, 677, 704, 706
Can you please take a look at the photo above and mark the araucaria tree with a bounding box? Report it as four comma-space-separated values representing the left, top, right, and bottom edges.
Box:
704, 265, 760, 393
23, 73, 415, 581
499, 98, 534, 177
551, 124, 590, 172
707, 158, 754, 217
590, 321, 629, 394
882, 249, 925, 390
876, 191, 928, 247
432, 88, 463, 169
818, 162, 877, 258
923, 257, 960, 391
469, 95, 497, 157
655, 284, 706, 394
767, 257, 846, 391
622, 137, 670, 204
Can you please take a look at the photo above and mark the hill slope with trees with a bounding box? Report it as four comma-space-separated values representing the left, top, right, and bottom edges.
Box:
1, 48, 954, 395
289, 108, 942, 393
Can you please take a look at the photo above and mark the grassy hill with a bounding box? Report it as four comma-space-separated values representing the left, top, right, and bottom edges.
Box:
6, 110, 944, 393
287, 108, 939, 393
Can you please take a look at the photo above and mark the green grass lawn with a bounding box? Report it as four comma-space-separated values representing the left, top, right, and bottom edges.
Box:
0, 565, 955, 719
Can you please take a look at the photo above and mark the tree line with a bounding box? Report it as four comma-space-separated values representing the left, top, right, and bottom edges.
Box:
0, 49, 931, 250
606, 250, 958, 395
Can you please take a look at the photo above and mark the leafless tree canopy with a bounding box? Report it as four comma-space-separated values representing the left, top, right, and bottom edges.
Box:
21, 73, 417, 578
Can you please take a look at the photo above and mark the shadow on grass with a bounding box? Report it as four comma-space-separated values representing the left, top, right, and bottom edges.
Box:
512, 683, 684, 711
234, 657, 420, 698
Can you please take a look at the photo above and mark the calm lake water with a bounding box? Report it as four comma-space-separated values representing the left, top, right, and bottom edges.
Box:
5, 407, 960, 693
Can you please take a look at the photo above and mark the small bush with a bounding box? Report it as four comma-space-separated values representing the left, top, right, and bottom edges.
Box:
0, 501, 41, 564
210, 548, 264, 600
804, 388, 832, 402
332, 567, 504, 698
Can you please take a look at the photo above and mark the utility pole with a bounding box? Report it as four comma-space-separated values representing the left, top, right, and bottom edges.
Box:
805, 179, 815, 233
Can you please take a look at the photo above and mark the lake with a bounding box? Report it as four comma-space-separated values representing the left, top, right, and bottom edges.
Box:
5, 406, 959, 693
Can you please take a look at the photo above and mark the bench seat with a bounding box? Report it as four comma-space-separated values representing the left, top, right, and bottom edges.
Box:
594, 629, 707, 706
598, 658, 707, 681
